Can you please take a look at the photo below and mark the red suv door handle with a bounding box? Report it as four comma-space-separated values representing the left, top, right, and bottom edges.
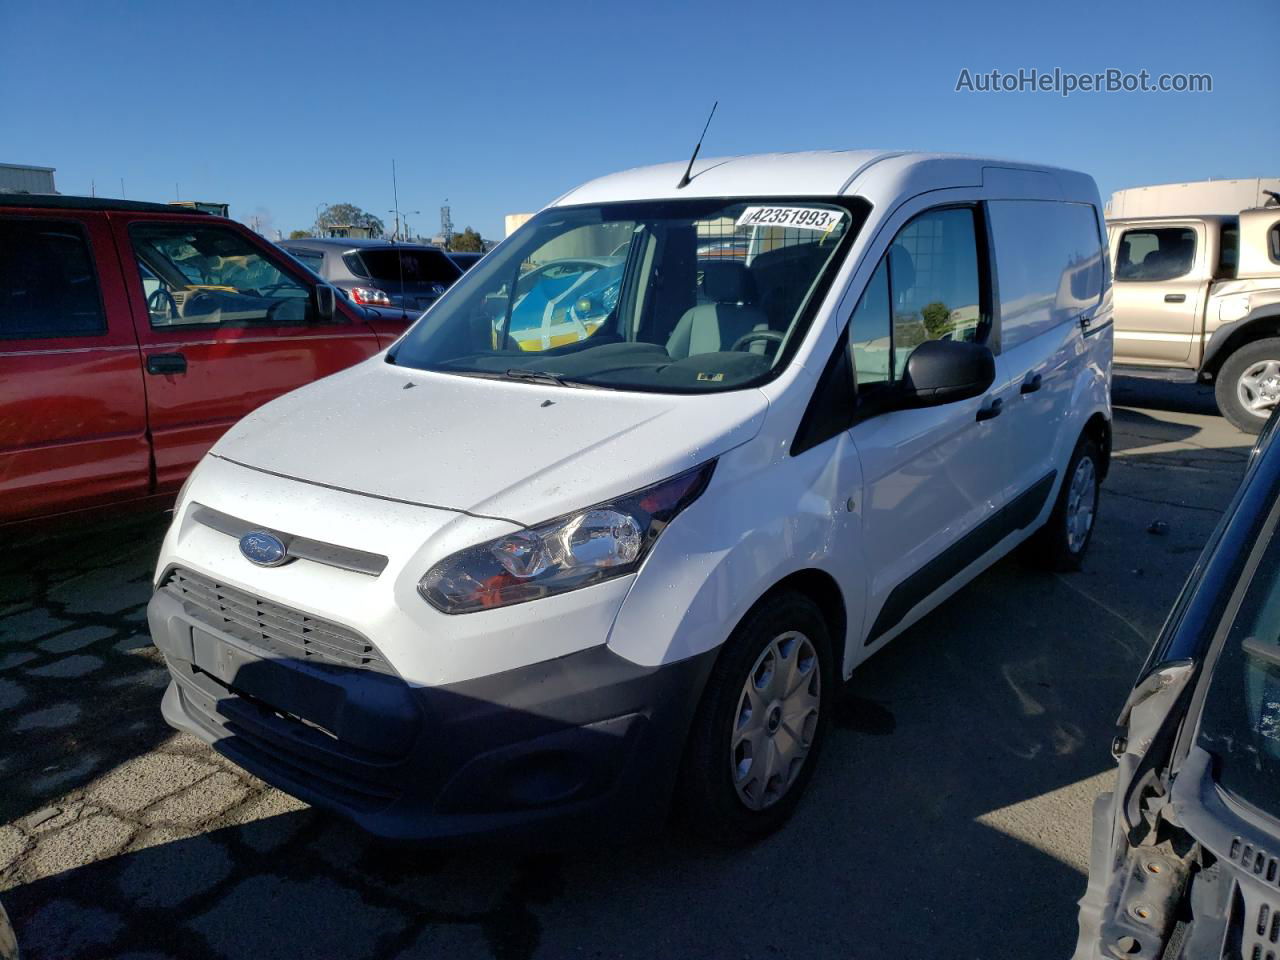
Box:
146, 353, 187, 375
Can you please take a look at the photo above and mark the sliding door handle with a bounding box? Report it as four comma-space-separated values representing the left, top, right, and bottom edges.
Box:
1164, 293, 1186, 303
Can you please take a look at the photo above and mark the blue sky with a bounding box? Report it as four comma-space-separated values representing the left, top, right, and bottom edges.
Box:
3, 0, 1272, 240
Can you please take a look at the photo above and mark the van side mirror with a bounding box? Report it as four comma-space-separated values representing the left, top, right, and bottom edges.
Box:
314, 284, 337, 321
898, 339, 995, 407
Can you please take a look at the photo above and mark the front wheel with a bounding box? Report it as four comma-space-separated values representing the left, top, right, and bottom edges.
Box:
1215, 338, 1280, 435
677, 591, 834, 842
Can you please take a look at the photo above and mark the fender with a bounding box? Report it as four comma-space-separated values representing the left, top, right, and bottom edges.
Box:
1201, 305, 1280, 376
605, 429, 864, 673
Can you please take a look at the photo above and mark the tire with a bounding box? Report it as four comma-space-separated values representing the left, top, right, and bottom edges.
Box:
1024, 433, 1101, 572
677, 591, 834, 843
1215, 338, 1280, 435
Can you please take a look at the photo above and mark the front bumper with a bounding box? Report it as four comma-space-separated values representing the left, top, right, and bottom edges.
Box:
149, 588, 715, 843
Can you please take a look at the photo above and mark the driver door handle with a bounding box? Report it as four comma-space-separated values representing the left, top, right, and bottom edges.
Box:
146, 353, 187, 375
1020, 373, 1043, 395
976, 397, 1004, 422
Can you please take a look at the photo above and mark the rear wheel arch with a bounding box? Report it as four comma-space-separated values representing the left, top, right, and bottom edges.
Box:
1083, 412, 1113, 480
1202, 311, 1280, 380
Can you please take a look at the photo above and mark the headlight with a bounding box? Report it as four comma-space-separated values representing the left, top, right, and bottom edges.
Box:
418, 461, 715, 614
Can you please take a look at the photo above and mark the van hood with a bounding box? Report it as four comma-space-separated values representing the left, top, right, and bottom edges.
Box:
210, 358, 769, 526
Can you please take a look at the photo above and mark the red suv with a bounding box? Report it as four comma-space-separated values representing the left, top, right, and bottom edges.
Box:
0, 195, 412, 531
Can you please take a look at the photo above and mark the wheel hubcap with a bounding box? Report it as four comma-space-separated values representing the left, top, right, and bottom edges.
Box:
1237, 359, 1280, 418
731, 631, 821, 811
1066, 456, 1097, 554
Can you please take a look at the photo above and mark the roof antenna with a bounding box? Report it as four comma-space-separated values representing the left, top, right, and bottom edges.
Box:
676, 101, 718, 189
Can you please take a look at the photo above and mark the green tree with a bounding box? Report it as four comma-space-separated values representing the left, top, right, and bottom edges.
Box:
313, 203, 385, 238
450, 227, 485, 253
288, 229, 312, 239
921, 301, 954, 340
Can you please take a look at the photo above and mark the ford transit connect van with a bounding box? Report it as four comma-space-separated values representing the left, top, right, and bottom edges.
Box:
148, 151, 1114, 842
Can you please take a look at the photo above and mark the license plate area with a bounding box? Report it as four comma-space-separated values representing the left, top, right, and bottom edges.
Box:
184, 625, 420, 757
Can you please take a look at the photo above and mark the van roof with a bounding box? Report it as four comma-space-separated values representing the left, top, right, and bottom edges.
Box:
0, 194, 207, 215
553, 150, 1099, 209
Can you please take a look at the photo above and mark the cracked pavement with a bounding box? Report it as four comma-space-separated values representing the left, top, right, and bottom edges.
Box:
0, 377, 1255, 960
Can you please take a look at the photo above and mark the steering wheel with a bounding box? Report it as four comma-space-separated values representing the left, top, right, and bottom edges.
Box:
147, 288, 177, 321
730, 330, 785, 353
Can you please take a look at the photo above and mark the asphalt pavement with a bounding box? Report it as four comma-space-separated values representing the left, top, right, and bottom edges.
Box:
0, 376, 1253, 960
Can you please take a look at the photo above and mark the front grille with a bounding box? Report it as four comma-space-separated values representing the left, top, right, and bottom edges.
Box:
163, 567, 393, 674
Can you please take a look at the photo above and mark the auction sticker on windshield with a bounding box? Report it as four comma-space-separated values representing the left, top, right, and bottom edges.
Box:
736, 206, 846, 231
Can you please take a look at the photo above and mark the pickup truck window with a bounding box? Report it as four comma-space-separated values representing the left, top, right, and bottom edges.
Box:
1115, 227, 1196, 283
130, 223, 315, 328
0, 218, 106, 340
1218, 222, 1239, 279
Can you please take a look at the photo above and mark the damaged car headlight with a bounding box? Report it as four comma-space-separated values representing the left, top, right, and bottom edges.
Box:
418, 461, 715, 614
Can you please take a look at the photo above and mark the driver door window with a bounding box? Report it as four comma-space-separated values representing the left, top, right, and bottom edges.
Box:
129, 223, 314, 328
847, 207, 983, 389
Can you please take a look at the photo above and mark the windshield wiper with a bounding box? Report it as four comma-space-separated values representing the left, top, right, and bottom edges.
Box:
503, 368, 576, 387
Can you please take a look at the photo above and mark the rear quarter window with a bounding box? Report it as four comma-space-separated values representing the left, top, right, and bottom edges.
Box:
0, 217, 107, 340
988, 200, 1104, 350
354, 248, 461, 285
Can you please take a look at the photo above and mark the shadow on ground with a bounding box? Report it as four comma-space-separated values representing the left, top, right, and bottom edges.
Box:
0, 420, 1254, 960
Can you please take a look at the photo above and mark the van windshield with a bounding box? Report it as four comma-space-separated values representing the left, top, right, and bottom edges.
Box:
1197, 515, 1280, 818
387, 198, 867, 393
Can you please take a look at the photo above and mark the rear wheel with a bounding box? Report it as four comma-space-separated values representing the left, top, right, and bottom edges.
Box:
677, 591, 834, 842
1215, 338, 1280, 435
1024, 433, 1101, 572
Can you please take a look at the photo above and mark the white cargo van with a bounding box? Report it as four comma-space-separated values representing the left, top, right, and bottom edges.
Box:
148, 151, 1113, 841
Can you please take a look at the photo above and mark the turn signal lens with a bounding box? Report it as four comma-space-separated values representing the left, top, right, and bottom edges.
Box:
418, 462, 715, 614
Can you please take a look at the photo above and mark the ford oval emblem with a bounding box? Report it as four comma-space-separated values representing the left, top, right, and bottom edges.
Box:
239, 531, 289, 567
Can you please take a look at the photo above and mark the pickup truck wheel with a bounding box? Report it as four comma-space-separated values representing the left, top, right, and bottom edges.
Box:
676, 591, 834, 843
1216, 338, 1280, 434
1023, 433, 1101, 572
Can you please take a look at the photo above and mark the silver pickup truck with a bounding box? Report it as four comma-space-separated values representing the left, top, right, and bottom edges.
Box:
1109, 198, 1280, 432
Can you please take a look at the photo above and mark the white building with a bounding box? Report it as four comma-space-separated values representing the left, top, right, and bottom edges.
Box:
0, 163, 56, 194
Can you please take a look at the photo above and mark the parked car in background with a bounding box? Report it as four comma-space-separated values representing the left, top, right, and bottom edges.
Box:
1074, 411, 1280, 960
0, 195, 410, 532
1108, 198, 1280, 433
448, 251, 483, 272
280, 238, 461, 320
149, 151, 1112, 845
501, 255, 623, 350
